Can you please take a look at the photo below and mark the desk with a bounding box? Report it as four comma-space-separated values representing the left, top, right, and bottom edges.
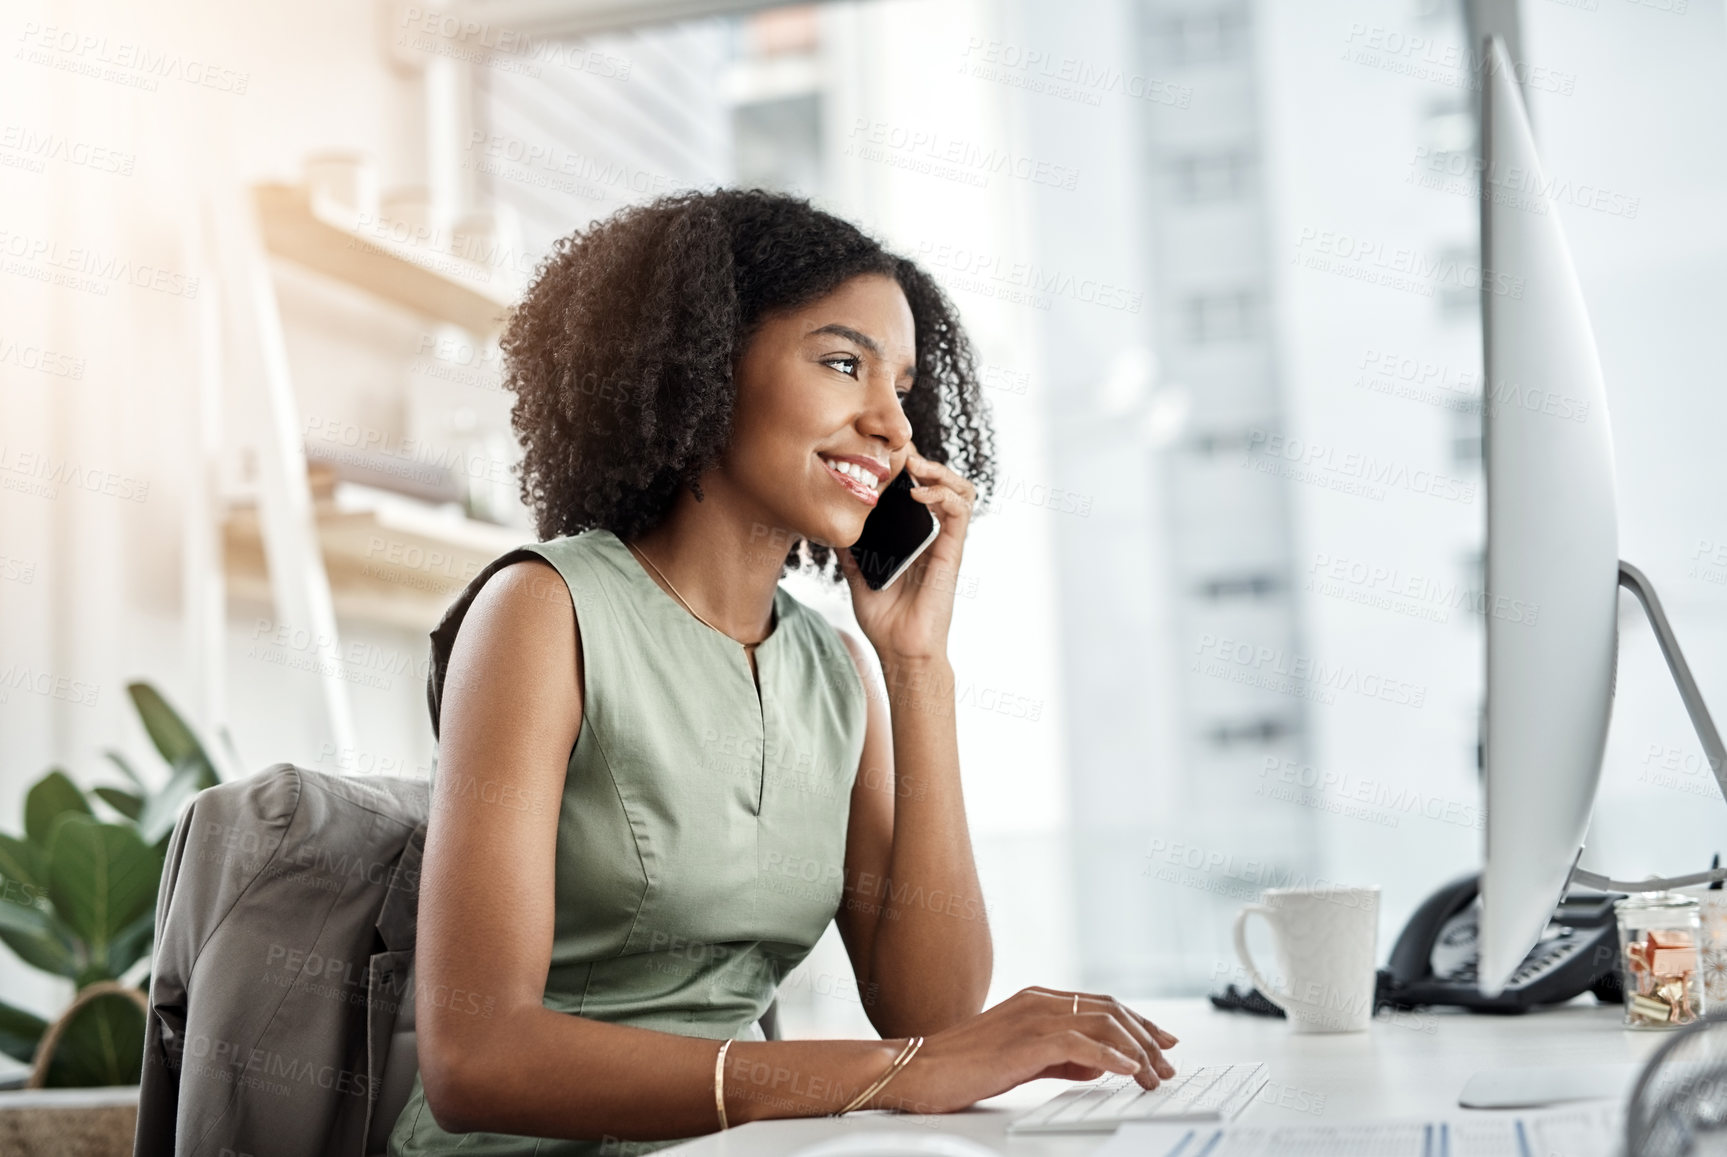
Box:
663, 996, 1666, 1155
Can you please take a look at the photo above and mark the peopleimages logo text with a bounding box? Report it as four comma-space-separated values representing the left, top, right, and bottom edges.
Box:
1258, 757, 1483, 831
1194, 634, 1428, 708
914, 240, 1142, 314
1292, 227, 1524, 299
1244, 430, 1476, 505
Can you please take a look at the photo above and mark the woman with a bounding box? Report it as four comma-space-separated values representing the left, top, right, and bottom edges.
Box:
389, 189, 1179, 1156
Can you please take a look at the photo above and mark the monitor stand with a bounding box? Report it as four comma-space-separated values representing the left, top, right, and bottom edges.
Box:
1570, 560, 1727, 893
1469, 561, 1725, 1111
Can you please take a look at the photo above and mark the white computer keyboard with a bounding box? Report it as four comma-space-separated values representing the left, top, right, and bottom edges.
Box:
1006, 1062, 1269, 1134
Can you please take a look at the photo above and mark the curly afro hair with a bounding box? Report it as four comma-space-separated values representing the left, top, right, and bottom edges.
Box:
499, 188, 998, 581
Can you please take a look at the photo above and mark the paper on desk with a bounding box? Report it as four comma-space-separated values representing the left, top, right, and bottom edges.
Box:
1091, 1101, 1621, 1157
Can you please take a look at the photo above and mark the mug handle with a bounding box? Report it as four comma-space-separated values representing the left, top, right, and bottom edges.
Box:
1233, 904, 1288, 1013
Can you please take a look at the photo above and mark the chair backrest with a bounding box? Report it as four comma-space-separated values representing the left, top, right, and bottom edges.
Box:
136, 765, 428, 1157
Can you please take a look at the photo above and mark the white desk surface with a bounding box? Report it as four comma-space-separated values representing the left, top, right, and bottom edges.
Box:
665, 996, 1666, 1156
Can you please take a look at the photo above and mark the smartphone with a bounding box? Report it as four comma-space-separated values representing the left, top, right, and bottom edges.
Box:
849, 468, 940, 591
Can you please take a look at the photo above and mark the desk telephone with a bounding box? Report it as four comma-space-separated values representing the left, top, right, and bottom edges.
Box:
1375, 874, 1624, 1013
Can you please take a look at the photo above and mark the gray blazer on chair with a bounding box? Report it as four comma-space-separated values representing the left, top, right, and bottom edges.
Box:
133, 765, 429, 1157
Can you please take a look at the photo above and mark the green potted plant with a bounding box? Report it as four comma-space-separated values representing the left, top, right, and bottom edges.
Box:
0, 681, 225, 1150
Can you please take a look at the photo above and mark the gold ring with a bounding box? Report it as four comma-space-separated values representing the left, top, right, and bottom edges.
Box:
1072, 993, 1079, 1015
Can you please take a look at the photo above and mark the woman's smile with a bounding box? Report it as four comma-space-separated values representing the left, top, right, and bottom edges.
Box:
819, 452, 889, 506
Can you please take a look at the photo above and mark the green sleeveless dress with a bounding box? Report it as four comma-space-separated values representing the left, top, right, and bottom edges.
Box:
389, 528, 867, 1155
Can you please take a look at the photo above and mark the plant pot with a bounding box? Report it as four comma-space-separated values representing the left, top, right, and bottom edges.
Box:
0, 1085, 139, 1157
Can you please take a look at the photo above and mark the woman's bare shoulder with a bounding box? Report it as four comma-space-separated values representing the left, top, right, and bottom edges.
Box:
470, 556, 571, 620
442, 557, 583, 737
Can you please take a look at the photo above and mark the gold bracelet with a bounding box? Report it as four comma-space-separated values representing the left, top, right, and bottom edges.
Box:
855, 1036, 922, 1114
714, 1039, 733, 1130
834, 1038, 914, 1117
834, 1036, 923, 1116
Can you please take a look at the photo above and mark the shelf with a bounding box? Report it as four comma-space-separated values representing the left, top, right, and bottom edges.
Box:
253, 183, 513, 336
223, 497, 526, 633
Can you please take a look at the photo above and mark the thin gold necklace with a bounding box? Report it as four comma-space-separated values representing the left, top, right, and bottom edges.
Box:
626, 541, 771, 649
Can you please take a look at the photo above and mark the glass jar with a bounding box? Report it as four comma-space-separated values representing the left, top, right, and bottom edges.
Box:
1700, 892, 1727, 1005
1616, 891, 1704, 1029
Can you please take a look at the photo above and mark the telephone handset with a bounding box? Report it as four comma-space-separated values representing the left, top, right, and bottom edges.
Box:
1375, 874, 1624, 1014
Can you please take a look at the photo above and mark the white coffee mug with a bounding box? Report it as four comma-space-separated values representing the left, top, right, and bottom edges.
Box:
1233, 885, 1380, 1033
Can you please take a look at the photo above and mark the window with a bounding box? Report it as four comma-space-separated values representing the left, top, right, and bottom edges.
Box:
1459, 549, 1486, 617
1182, 290, 1257, 343
1437, 243, 1480, 322
1145, 4, 1251, 67
1450, 406, 1481, 465
1197, 572, 1284, 600
733, 95, 822, 196
1169, 150, 1255, 203
1206, 715, 1299, 746
1189, 427, 1266, 456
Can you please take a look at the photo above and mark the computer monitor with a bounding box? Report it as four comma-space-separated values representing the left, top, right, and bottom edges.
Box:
1476, 38, 1727, 997
1476, 36, 1621, 996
